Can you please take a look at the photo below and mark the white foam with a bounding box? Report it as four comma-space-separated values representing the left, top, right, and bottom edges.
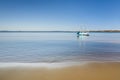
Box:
1, 61, 119, 69
0, 62, 88, 69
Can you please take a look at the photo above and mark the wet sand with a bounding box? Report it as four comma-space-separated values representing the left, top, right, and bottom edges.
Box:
0, 62, 120, 80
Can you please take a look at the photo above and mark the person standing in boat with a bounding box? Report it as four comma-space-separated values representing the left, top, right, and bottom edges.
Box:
77, 31, 80, 38
77, 31, 80, 35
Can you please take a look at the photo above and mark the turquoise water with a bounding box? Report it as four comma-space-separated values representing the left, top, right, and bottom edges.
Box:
0, 32, 120, 62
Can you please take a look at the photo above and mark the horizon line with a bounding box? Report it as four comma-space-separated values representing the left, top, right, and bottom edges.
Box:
0, 30, 120, 32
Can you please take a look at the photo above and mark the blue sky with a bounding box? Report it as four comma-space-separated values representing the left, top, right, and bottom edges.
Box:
0, 0, 120, 31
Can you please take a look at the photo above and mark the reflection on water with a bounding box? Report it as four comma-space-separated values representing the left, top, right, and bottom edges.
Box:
0, 32, 120, 62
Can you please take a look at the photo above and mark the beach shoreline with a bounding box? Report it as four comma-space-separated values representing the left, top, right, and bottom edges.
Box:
0, 62, 120, 80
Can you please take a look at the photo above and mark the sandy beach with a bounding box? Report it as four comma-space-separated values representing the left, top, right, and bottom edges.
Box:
0, 62, 120, 80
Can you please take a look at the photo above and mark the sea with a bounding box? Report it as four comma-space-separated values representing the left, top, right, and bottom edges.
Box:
0, 32, 120, 63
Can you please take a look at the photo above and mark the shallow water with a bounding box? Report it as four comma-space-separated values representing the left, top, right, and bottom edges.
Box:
0, 32, 120, 62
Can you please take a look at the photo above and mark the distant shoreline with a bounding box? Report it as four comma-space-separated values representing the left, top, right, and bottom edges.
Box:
0, 30, 120, 33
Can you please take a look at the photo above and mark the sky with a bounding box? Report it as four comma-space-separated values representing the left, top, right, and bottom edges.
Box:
0, 0, 120, 31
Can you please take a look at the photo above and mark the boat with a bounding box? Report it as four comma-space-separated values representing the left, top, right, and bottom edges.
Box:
77, 32, 89, 36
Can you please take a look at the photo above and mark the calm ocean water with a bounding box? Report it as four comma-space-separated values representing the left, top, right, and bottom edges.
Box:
0, 32, 120, 62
